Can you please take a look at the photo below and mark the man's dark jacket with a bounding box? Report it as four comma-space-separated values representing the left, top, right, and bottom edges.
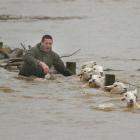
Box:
19, 43, 72, 77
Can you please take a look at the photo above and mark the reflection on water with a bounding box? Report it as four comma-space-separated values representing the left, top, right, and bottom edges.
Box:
0, 86, 16, 93
0, 0, 140, 140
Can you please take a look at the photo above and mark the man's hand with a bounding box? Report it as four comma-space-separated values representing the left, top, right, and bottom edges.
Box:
39, 61, 49, 74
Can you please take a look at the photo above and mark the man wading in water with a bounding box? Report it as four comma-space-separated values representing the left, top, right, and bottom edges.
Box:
19, 35, 72, 78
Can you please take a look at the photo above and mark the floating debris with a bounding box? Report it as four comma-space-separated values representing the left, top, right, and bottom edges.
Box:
0, 42, 26, 72
0, 15, 87, 21
92, 103, 115, 112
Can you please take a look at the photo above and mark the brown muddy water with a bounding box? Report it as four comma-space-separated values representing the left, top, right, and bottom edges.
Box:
0, 0, 140, 139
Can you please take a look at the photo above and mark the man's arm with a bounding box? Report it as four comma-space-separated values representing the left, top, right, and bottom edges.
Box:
53, 53, 72, 76
24, 48, 49, 74
23, 48, 40, 69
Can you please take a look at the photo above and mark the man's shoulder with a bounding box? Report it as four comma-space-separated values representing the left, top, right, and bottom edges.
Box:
51, 50, 60, 58
33, 43, 40, 49
30, 43, 41, 52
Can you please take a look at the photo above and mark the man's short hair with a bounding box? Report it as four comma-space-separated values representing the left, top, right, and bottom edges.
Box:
41, 35, 53, 42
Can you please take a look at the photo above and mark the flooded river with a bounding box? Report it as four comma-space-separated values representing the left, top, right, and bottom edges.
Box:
0, 0, 140, 139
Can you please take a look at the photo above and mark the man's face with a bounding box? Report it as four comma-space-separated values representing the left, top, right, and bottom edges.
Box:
41, 38, 53, 52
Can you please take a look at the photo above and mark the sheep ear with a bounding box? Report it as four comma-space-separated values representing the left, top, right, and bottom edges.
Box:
104, 86, 112, 90
81, 65, 86, 69
121, 97, 125, 101
133, 89, 138, 96
94, 62, 97, 65
133, 89, 138, 101
77, 73, 82, 76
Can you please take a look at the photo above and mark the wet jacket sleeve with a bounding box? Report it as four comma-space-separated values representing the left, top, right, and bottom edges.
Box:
53, 53, 72, 76
23, 48, 40, 68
